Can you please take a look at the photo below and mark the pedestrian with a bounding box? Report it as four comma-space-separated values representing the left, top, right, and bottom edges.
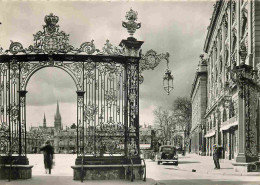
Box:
40, 140, 54, 174
213, 144, 220, 169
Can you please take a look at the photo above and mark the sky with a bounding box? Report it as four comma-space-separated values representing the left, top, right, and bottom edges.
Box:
0, 0, 215, 129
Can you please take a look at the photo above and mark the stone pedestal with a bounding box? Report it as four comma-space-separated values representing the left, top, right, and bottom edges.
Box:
0, 165, 33, 179
232, 162, 260, 172
0, 156, 33, 180
71, 165, 144, 180
72, 156, 144, 181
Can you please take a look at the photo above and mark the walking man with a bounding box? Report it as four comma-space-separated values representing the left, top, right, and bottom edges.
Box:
213, 144, 220, 169
40, 140, 54, 174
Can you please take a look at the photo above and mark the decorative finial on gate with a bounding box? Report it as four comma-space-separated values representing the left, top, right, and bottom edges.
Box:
44, 13, 59, 34
122, 8, 141, 38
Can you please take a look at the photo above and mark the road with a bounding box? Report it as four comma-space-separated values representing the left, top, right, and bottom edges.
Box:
1, 154, 259, 185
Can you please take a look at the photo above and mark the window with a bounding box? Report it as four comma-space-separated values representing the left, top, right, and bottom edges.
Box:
229, 101, 235, 118
223, 109, 227, 122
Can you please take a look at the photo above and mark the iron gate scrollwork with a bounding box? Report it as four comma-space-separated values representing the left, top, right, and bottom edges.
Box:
0, 10, 171, 163
0, 12, 142, 159
230, 63, 259, 159
80, 60, 140, 157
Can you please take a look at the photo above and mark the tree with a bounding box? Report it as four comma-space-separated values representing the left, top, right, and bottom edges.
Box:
153, 107, 176, 145
172, 97, 192, 148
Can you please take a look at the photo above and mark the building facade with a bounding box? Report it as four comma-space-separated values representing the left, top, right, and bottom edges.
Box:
201, 0, 260, 171
27, 101, 63, 153
190, 56, 207, 155
53, 124, 77, 154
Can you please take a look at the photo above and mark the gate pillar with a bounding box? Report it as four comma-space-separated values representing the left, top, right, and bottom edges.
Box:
231, 64, 259, 172
0, 87, 33, 180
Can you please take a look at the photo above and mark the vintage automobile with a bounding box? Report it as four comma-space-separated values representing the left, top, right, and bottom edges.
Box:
157, 145, 178, 165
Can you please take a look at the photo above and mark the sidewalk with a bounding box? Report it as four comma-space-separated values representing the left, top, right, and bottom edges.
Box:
177, 153, 260, 176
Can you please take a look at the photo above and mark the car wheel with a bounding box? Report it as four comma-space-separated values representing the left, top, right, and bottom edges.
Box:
157, 161, 160, 165
175, 162, 178, 166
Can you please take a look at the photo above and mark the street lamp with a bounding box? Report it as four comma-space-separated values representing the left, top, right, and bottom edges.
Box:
163, 65, 174, 95
139, 50, 174, 95
163, 53, 174, 95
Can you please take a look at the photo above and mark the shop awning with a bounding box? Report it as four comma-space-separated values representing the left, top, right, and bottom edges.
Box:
220, 121, 238, 131
204, 130, 216, 138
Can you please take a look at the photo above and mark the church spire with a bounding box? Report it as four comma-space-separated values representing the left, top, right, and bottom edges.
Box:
55, 100, 61, 119
54, 100, 62, 130
43, 113, 46, 128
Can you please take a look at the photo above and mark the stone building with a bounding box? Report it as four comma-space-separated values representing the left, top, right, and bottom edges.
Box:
139, 125, 152, 145
53, 123, 77, 154
190, 55, 208, 155
27, 101, 63, 153
201, 0, 260, 172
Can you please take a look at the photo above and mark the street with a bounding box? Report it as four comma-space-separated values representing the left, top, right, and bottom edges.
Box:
0, 154, 259, 185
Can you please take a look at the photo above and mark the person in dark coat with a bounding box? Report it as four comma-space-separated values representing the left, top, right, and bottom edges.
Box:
213, 144, 220, 169
40, 141, 54, 174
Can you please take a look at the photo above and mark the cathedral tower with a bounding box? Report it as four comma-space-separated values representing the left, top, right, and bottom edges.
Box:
54, 101, 62, 130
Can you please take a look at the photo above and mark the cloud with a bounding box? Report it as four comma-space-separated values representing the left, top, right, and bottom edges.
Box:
26, 67, 77, 106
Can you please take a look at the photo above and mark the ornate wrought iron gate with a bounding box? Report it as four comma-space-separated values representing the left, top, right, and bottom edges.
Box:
0, 10, 172, 180
0, 10, 147, 160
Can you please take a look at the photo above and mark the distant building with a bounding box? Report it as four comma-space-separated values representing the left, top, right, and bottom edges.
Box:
27, 101, 63, 153
139, 125, 152, 145
190, 56, 207, 155
139, 125, 153, 159
30, 101, 62, 133
53, 124, 77, 154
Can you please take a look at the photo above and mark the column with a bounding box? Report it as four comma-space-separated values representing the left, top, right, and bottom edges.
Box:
236, 91, 246, 162
120, 38, 143, 158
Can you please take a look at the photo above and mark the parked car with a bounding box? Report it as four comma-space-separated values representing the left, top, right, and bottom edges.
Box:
157, 145, 178, 165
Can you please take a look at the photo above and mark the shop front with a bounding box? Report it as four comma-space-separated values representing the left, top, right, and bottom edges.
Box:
220, 120, 238, 160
